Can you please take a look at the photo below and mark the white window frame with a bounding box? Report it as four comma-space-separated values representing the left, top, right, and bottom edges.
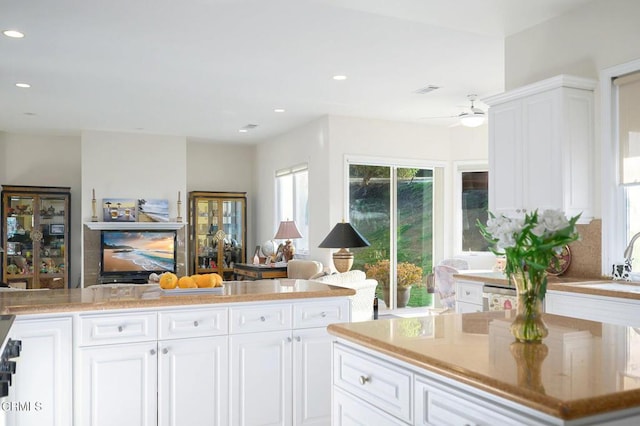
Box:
275, 163, 309, 255
452, 160, 493, 257
601, 58, 640, 274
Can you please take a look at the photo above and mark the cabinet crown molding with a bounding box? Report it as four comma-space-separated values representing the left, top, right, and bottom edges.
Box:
483, 74, 597, 106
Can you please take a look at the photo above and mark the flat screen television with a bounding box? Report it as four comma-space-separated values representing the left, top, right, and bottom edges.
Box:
100, 230, 177, 281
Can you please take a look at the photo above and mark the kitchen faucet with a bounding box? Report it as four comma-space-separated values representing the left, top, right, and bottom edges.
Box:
624, 232, 640, 267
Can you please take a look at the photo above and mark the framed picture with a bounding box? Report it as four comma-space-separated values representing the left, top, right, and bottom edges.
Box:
137, 199, 169, 222
103, 199, 137, 222
50, 224, 65, 235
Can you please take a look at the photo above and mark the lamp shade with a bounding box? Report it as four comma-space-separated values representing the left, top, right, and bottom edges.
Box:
318, 222, 370, 249
274, 220, 302, 240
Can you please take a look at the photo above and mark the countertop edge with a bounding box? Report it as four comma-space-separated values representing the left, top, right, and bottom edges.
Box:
327, 323, 640, 421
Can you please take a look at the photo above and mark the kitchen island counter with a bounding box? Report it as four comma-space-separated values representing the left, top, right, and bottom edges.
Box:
328, 311, 640, 423
0, 279, 355, 315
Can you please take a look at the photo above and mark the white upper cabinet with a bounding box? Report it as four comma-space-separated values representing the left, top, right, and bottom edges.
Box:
484, 75, 596, 222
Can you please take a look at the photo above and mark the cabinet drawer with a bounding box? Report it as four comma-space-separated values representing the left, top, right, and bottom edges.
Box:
456, 281, 483, 304
415, 376, 525, 426
79, 312, 157, 346
333, 343, 412, 423
293, 299, 349, 329
159, 307, 228, 340
229, 304, 292, 334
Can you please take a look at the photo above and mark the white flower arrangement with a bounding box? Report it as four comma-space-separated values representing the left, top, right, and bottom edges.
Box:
478, 209, 581, 296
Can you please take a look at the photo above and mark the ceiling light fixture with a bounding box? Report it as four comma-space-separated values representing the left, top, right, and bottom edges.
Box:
15, 83, 31, 88
274, 109, 285, 113
3, 30, 24, 38
238, 129, 248, 133
332, 75, 347, 81
458, 95, 485, 127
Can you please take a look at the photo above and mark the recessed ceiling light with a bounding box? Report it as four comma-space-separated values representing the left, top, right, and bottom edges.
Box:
15, 83, 31, 88
274, 109, 285, 113
332, 75, 347, 81
238, 129, 248, 133
3, 30, 24, 38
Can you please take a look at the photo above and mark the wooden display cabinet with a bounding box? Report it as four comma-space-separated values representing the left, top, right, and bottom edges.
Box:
189, 191, 246, 279
1, 185, 71, 289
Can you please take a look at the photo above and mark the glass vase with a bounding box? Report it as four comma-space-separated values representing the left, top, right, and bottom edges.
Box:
509, 273, 548, 343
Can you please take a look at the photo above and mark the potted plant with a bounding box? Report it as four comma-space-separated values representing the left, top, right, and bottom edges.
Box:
365, 259, 424, 308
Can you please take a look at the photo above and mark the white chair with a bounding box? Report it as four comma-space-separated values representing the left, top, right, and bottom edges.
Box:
433, 264, 459, 310
287, 259, 323, 279
313, 270, 378, 322
439, 258, 470, 270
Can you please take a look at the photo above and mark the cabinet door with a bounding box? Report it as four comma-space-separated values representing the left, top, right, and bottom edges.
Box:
293, 328, 332, 426
158, 336, 229, 426
230, 330, 292, 426
5, 317, 72, 426
333, 388, 406, 426
488, 100, 523, 216
79, 342, 158, 426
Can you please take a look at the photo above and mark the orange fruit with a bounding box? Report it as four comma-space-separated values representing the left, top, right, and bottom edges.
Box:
178, 276, 197, 289
210, 273, 223, 287
195, 274, 214, 288
159, 272, 178, 290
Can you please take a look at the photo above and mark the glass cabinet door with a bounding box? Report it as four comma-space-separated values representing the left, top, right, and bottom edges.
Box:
190, 192, 246, 279
2, 186, 70, 289
4, 194, 36, 287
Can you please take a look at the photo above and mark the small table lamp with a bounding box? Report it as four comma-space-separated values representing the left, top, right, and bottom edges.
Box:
319, 222, 370, 273
274, 220, 302, 262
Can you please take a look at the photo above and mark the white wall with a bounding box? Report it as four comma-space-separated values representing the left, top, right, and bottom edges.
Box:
81, 130, 188, 281
255, 117, 331, 264
0, 132, 83, 286
255, 114, 489, 266
186, 140, 256, 260
505, 0, 640, 90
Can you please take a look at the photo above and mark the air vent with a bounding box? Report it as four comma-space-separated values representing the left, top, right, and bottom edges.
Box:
243, 124, 258, 130
414, 85, 440, 95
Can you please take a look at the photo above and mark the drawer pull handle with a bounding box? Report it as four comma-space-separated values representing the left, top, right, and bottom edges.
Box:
162, 348, 169, 355
193, 321, 199, 327
260, 316, 266, 322
359, 376, 370, 385
287, 337, 292, 343
150, 349, 156, 355
320, 312, 327, 318
295, 336, 301, 342
118, 326, 124, 333
465, 290, 471, 296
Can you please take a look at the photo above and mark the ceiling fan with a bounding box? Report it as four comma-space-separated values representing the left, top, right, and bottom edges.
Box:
422, 94, 486, 128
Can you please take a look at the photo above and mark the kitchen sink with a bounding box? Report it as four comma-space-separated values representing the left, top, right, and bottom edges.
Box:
574, 281, 640, 294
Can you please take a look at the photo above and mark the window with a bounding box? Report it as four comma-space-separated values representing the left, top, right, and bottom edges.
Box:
348, 160, 445, 310
453, 163, 489, 253
275, 164, 309, 253
602, 59, 640, 273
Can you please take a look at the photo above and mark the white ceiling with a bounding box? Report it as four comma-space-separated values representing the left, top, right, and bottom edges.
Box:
0, 0, 594, 143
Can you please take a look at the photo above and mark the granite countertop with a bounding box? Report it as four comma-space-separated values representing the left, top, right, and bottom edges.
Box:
328, 312, 640, 421
0, 279, 356, 315
454, 271, 640, 300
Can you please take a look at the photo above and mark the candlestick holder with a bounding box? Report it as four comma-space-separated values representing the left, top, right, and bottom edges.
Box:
176, 200, 183, 223
91, 190, 98, 222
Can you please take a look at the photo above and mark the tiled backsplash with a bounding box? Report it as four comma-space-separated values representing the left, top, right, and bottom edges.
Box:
564, 219, 602, 278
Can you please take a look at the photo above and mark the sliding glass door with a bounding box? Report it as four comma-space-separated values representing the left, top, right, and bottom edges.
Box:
349, 163, 435, 310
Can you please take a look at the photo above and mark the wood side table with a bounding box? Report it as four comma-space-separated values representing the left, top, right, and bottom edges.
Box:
233, 263, 288, 280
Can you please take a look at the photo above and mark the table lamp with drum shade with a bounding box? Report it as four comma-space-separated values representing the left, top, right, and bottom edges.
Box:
319, 222, 370, 273
274, 220, 303, 262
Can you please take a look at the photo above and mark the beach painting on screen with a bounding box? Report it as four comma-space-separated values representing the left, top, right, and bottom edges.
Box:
102, 199, 137, 222
137, 199, 170, 222
101, 231, 176, 273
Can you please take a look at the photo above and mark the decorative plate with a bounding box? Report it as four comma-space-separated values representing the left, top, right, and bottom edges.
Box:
546, 245, 572, 276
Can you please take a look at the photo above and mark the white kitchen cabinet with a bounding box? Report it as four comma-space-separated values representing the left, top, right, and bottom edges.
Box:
229, 299, 350, 426
158, 335, 228, 426
545, 290, 640, 327
484, 75, 596, 222
77, 306, 230, 426
333, 388, 407, 426
79, 341, 158, 426
454, 279, 484, 313
230, 330, 292, 426
5, 315, 72, 426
